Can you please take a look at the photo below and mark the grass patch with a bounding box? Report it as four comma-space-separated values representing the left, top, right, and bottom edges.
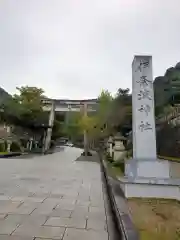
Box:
106, 161, 123, 178
0, 152, 8, 155
128, 198, 180, 240
104, 152, 124, 178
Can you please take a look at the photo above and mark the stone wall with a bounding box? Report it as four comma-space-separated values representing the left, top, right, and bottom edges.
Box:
156, 124, 180, 158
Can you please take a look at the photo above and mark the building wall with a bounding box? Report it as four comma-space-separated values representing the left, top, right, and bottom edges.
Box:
0, 124, 11, 138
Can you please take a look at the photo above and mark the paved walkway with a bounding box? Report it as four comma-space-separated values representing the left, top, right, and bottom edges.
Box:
0, 147, 109, 240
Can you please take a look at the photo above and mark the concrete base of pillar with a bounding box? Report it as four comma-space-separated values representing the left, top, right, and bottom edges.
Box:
119, 159, 180, 200
119, 176, 180, 200
125, 159, 170, 179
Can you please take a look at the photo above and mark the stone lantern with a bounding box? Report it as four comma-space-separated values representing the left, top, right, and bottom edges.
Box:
113, 132, 127, 161
7, 138, 12, 153
107, 136, 113, 158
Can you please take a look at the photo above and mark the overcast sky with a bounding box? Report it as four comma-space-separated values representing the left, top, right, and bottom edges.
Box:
0, 0, 180, 99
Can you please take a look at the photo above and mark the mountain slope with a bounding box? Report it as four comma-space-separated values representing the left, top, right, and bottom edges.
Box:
0, 87, 11, 105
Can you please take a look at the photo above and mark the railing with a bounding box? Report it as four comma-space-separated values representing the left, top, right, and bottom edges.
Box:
99, 151, 139, 240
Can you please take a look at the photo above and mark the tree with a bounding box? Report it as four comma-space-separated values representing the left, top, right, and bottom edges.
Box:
78, 115, 97, 133
108, 88, 132, 135
116, 88, 130, 97
12, 86, 48, 128
14, 86, 44, 110
77, 88, 132, 146
52, 120, 63, 140
62, 112, 82, 142
97, 90, 113, 120
95, 90, 113, 137
154, 62, 180, 109
1, 97, 24, 125
115, 88, 131, 105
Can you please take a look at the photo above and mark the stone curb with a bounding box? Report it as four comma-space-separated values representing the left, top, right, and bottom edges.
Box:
0, 152, 22, 158
99, 153, 139, 240
158, 155, 180, 163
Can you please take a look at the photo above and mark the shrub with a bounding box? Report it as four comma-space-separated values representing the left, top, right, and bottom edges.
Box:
4, 141, 7, 150
106, 152, 114, 163
10, 141, 21, 152
0, 142, 6, 152
112, 160, 125, 173
50, 140, 55, 148
20, 139, 27, 148
127, 149, 133, 158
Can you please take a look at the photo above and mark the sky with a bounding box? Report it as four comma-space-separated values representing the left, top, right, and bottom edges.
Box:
0, 0, 180, 99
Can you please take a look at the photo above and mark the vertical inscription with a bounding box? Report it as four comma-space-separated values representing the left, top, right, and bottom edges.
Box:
136, 58, 153, 132
132, 56, 157, 160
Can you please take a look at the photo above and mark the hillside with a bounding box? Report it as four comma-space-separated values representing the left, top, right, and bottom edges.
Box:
0, 87, 11, 105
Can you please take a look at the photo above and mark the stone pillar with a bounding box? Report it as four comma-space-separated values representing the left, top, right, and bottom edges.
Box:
29, 138, 33, 151
6, 127, 11, 152
126, 56, 170, 179
26, 141, 29, 149
113, 133, 126, 161
107, 136, 113, 158
132, 56, 156, 160
65, 105, 71, 126
7, 126, 11, 135
7, 140, 11, 152
65, 112, 69, 125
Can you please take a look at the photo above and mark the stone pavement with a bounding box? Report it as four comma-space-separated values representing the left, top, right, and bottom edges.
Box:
0, 147, 109, 239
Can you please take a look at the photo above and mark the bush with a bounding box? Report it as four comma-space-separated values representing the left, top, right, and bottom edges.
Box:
106, 152, 114, 163
4, 141, 7, 150
50, 140, 55, 148
0, 142, 6, 152
10, 141, 21, 152
112, 160, 125, 173
127, 149, 132, 158
20, 139, 27, 148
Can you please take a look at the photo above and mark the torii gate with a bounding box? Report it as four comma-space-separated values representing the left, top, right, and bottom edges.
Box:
42, 98, 98, 153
